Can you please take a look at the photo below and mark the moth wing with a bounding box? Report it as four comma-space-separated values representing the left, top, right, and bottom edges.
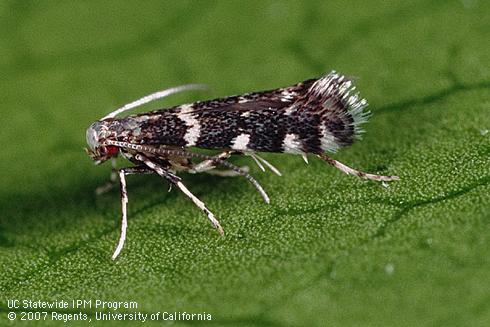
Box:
169, 79, 317, 115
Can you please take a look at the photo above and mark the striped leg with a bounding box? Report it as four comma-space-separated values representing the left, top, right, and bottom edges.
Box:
319, 153, 400, 182
191, 152, 270, 203
191, 151, 234, 173
113, 166, 153, 260
190, 150, 249, 177
95, 158, 118, 195
102, 142, 270, 203
204, 167, 249, 177
135, 154, 225, 237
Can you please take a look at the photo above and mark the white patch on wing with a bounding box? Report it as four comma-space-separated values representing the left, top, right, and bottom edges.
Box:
282, 133, 304, 154
241, 111, 251, 117
320, 124, 340, 152
284, 106, 296, 115
134, 114, 150, 122
280, 90, 295, 102
178, 105, 200, 146
178, 104, 194, 114
231, 133, 250, 151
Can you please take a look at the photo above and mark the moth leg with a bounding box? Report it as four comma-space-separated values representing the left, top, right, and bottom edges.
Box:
189, 151, 273, 199
211, 157, 270, 204
105, 143, 270, 203
112, 166, 154, 260
249, 153, 265, 172
190, 150, 249, 177
95, 158, 118, 195
191, 151, 234, 173
248, 153, 282, 176
204, 166, 250, 177
135, 154, 225, 236
319, 153, 400, 182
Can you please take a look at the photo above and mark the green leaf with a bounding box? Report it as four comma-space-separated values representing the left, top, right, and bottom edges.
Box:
1, 1, 489, 326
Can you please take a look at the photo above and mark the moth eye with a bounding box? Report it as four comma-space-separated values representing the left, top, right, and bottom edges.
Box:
98, 146, 108, 155
106, 146, 119, 156
98, 145, 118, 157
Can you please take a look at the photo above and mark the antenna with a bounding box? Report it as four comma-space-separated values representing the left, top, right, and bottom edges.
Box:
101, 84, 209, 120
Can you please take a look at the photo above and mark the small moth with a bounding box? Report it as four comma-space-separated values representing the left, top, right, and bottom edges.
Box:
86, 71, 399, 259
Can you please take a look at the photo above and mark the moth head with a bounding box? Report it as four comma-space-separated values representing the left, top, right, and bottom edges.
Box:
85, 120, 119, 164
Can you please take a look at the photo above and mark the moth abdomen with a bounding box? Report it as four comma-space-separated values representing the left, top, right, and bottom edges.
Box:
189, 71, 368, 155
97, 71, 368, 156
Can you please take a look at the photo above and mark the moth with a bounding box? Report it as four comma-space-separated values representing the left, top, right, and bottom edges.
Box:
86, 71, 399, 259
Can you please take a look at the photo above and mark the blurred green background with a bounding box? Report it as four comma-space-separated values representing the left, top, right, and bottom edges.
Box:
1, 0, 489, 326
